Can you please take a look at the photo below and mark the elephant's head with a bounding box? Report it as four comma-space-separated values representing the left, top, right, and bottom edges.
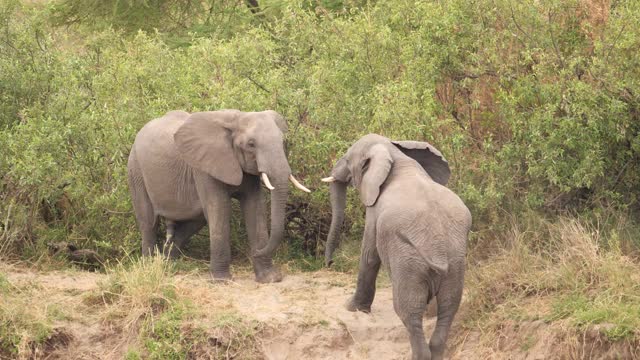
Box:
174, 110, 309, 258
322, 134, 450, 266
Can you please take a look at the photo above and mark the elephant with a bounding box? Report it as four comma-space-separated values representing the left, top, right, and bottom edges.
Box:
127, 109, 310, 283
322, 134, 471, 360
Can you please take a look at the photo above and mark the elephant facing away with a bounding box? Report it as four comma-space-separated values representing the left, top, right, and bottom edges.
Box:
127, 110, 310, 283
323, 134, 471, 360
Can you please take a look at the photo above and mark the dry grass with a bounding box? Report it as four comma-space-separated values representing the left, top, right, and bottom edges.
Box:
190, 311, 265, 360
462, 213, 640, 356
87, 253, 178, 331
81, 255, 266, 359
0, 270, 72, 359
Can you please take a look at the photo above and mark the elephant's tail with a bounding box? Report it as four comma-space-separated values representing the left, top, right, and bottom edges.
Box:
397, 230, 449, 275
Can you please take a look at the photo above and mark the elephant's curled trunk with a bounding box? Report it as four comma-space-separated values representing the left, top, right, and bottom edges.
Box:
325, 181, 347, 266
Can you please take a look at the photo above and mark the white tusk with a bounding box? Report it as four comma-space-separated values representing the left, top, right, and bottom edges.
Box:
289, 174, 311, 193
261, 173, 275, 190
321, 176, 336, 183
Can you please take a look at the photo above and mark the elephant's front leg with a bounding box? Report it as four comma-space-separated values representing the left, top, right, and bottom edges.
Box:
240, 177, 282, 283
347, 210, 381, 313
196, 174, 233, 281
208, 197, 232, 281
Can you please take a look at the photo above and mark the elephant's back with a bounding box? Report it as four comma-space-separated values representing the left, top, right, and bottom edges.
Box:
133, 112, 188, 170
377, 178, 470, 257
383, 172, 471, 229
136, 111, 189, 142
132, 112, 202, 220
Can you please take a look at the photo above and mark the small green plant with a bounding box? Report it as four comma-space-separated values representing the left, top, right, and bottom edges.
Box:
124, 349, 143, 360
551, 293, 640, 341
142, 305, 199, 360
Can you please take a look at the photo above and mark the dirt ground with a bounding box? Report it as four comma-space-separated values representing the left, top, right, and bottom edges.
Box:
2, 265, 636, 360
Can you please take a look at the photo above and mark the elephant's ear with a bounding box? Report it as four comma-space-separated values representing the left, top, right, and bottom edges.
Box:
264, 110, 288, 134
359, 144, 393, 207
174, 111, 243, 186
392, 140, 450, 186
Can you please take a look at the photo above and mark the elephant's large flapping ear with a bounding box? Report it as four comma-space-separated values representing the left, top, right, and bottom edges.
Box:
174, 111, 243, 186
359, 144, 393, 207
392, 140, 450, 185
264, 110, 288, 134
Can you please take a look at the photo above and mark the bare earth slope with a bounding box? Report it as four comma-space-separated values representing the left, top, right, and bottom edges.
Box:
2, 265, 635, 359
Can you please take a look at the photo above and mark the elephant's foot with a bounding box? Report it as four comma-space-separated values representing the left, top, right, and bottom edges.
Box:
428, 340, 444, 360
345, 297, 372, 313
210, 271, 233, 284
255, 266, 283, 283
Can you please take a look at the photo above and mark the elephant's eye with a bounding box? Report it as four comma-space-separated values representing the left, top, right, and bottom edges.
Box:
247, 139, 256, 148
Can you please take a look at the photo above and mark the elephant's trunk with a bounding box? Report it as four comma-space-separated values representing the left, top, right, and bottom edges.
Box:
254, 160, 290, 259
325, 181, 347, 266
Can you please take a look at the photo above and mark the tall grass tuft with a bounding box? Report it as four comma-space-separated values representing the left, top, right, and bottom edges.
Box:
465, 214, 640, 341
94, 253, 178, 330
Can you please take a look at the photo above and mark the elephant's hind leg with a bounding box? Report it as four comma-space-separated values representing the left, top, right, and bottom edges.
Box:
391, 260, 431, 360
429, 260, 464, 360
128, 150, 158, 256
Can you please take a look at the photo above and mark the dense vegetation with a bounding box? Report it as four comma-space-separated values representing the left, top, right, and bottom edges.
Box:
2, 0, 639, 261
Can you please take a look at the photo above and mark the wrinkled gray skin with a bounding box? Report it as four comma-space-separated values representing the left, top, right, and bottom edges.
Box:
324, 134, 471, 360
127, 110, 292, 283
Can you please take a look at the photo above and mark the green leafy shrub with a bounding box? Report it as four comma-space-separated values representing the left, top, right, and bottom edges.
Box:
1, 0, 640, 263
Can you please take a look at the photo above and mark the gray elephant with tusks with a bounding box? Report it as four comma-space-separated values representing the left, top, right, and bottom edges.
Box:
322, 134, 471, 360
127, 110, 310, 283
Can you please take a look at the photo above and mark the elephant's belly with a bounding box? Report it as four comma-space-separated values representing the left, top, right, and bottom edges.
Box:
142, 167, 203, 221
153, 197, 203, 221
146, 177, 202, 220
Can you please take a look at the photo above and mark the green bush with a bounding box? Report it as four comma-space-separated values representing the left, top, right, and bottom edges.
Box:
1, 0, 640, 262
